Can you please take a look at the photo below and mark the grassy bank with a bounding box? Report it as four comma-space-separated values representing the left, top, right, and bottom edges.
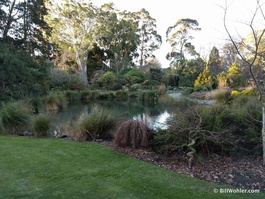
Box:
0, 136, 262, 199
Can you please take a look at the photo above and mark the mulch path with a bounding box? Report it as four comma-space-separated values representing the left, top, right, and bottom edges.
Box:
101, 141, 265, 191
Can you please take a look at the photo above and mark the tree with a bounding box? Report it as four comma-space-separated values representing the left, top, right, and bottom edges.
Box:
166, 18, 201, 69
46, 0, 97, 84
221, 42, 241, 69
208, 46, 222, 75
96, 3, 139, 73
86, 43, 108, 80
226, 62, 244, 87
0, 42, 50, 101
194, 65, 216, 89
223, 0, 265, 165
134, 8, 162, 67
179, 58, 205, 87
1, 0, 51, 56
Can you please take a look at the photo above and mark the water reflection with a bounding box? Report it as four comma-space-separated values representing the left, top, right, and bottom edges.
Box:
133, 111, 172, 130
47, 100, 173, 135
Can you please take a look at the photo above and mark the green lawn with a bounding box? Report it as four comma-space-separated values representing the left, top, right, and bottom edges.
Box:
0, 136, 262, 199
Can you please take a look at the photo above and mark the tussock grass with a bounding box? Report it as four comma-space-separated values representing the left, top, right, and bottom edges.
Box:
33, 115, 51, 137
76, 104, 118, 141
44, 93, 67, 111
0, 102, 32, 134
114, 119, 152, 149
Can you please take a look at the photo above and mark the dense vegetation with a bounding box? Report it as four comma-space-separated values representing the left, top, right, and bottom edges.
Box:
1, 0, 265, 191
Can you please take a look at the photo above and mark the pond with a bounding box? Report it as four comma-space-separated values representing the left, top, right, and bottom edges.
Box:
47, 99, 174, 136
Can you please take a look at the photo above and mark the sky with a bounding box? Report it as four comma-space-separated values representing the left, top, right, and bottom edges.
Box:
91, 0, 265, 67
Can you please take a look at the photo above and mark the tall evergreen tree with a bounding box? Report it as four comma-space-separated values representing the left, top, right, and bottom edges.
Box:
208, 46, 222, 75
96, 3, 139, 73
0, 0, 51, 57
134, 8, 162, 67
166, 18, 201, 69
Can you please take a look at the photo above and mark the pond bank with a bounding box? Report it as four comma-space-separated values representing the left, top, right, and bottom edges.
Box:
168, 91, 215, 105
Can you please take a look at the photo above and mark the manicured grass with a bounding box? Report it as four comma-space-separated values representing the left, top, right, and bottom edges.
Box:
0, 136, 263, 199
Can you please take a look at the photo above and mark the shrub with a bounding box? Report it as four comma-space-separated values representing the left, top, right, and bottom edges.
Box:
231, 90, 240, 97
0, 102, 32, 134
212, 90, 231, 104
115, 90, 129, 99
64, 90, 81, 102
50, 68, 70, 90
123, 68, 147, 84
157, 84, 167, 95
182, 87, 194, 95
114, 119, 152, 149
33, 115, 51, 137
67, 74, 86, 90
44, 93, 67, 111
81, 90, 99, 101
139, 90, 159, 102
153, 96, 262, 157
98, 91, 115, 99
241, 89, 256, 96
30, 97, 45, 113
76, 105, 117, 141
98, 71, 116, 88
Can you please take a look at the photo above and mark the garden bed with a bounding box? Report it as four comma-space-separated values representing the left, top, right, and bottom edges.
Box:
102, 141, 265, 191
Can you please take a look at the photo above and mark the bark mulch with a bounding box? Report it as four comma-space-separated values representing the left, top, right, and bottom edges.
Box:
102, 141, 265, 191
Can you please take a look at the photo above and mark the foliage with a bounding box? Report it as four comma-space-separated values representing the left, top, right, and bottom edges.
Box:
0, 0, 52, 56
87, 43, 108, 79
240, 88, 257, 96
123, 68, 147, 84
114, 90, 129, 99
49, 68, 70, 90
182, 87, 194, 95
213, 90, 232, 105
46, 0, 98, 84
208, 46, 222, 75
80, 90, 99, 102
76, 104, 118, 141
95, 3, 139, 72
64, 90, 81, 102
114, 119, 152, 149
44, 93, 68, 111
153, 95, 262, 157
231, 90, 241, 97
148, 68, 163, 82
161, 72, 178, 87
194, 65, 217, 90
166, 18, 201, 67
0, 43, 50, 101
0, 102, 32, 134
226, 62, 245, 87
98, 71, 116, 88
33, 115, 51, 137
139, 90, 159, 102
135, 8, 162, 67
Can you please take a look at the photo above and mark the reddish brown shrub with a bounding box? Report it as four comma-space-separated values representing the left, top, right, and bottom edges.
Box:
114, 119, 152, 149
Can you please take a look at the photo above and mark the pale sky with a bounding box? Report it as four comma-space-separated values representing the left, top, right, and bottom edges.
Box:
91, 0, 265, 67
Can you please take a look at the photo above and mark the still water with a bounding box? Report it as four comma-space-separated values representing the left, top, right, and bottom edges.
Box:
47, 99, 173, 135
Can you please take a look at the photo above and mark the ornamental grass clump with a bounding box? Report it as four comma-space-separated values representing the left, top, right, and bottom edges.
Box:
114, 119, 152, 149
0, 102, 32, 134
76, 105, 117, 141
44, 93, 67, 111
33, 115, 51, 137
